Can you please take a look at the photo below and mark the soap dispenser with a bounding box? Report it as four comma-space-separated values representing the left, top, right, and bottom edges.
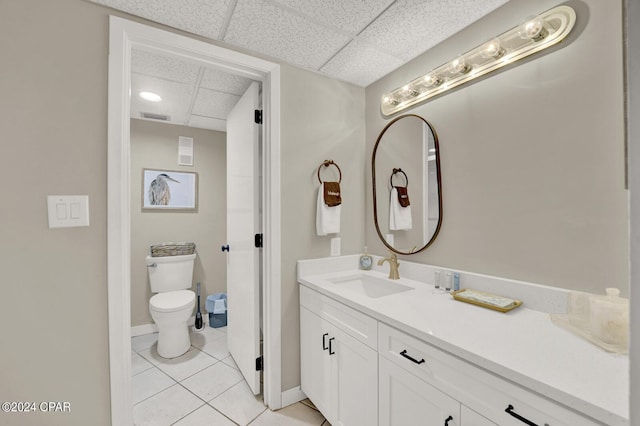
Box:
359, 247, 373, 270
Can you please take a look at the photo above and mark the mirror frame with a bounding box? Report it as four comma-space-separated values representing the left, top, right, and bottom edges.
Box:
372, 114, 443, 255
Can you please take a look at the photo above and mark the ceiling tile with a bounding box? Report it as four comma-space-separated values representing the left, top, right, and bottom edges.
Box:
359, 0, 510, 61
192, 88, 241, 119
224, 0, 351, 70
132, 49, 200, 84
320, 39, 404, 87
200, 68, 254, 95
130, 74, 195, 124
91, 0, 232, 39
188, 116, 227, 132
271, 0, 394, 34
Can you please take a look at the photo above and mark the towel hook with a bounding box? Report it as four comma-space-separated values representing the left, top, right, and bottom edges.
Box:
317, 160, 342, 184
390, 168, 408, 188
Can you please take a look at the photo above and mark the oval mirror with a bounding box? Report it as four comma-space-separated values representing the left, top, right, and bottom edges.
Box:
372, 114, 442, 255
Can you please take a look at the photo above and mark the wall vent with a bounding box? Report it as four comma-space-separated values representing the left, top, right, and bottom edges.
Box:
141, 112, 170, 121
178, 137, 194, 166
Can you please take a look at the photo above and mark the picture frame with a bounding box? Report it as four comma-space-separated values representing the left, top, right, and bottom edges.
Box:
142, 169, 198, 211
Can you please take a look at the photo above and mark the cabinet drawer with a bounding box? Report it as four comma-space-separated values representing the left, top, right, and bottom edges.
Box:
300, 285, 377, 349
379, 323, 603, 426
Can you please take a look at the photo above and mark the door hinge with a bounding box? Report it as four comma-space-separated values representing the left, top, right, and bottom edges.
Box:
254, 109, 263, 124
254, 233, 263, 248
256, 356, 263, 371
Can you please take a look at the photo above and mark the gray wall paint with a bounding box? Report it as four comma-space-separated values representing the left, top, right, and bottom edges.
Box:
280, 64, 366, 390
0, 0, 112, 424
625, 0, 639, 421
1, 0, 632, 422
130, 119, 227, 327
0, 0, 365, 420
365, 0, 629, 296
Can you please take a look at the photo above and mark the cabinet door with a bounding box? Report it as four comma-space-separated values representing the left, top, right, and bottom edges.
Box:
461, 405, 497, 426
300, 307, 332, 417
380, 356, 460, 426
332, 326, 378, 426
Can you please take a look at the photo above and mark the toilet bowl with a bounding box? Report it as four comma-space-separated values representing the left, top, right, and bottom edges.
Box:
146, 253, 196, 358
149, 290, 195, 358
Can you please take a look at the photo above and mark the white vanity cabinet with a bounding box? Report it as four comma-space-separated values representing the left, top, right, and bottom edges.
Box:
379, 355, 461, 425
461, 406, 498, 426
379, 323, 603, 426
300, 283, 608, 426
300, 286, 378, 426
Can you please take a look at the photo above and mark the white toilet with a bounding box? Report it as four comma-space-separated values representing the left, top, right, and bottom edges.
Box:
146, 253, 196, 358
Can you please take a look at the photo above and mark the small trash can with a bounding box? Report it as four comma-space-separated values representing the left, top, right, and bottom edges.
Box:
206, 293, 227, 328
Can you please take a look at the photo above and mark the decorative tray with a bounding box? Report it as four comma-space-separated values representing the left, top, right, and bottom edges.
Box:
451, 289, 522, 313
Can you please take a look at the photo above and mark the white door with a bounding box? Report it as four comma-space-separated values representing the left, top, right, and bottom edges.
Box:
226, 81, 261, 395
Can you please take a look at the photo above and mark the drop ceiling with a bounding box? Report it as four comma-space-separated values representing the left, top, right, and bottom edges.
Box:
93, 0, 510, 131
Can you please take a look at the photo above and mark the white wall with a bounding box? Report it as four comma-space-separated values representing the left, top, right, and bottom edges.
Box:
130, 119, 227, 327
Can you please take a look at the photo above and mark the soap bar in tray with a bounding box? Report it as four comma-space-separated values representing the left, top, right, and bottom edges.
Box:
451, 289, 522, 313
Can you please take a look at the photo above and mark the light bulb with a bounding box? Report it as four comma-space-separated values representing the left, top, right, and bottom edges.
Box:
449, 56, 470, 75
383, 95, 399, 106
401, 85, 419, 97
480, 38, 504, 59
422, 73, 441, 88
519, 17, 547, 41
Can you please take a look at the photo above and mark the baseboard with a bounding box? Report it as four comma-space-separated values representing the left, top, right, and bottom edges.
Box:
281, 386, 307, 408
131, 316, 196, 337
131, 323, 157, 337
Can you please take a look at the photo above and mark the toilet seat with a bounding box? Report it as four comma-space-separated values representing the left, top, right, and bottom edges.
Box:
150, 290, 195, 313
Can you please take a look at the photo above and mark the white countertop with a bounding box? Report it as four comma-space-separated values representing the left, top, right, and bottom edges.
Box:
297, 256, 629, 426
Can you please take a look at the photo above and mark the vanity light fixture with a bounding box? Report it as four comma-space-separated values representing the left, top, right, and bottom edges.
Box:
381, 5, 576, 116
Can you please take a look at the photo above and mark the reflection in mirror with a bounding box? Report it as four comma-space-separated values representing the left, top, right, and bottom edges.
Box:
372, 114, 442, 255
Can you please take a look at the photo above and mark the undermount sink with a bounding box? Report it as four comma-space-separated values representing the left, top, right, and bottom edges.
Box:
326, 273, 414, 298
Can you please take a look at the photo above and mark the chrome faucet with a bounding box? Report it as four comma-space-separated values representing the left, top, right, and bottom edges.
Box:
378, 251, 400, 280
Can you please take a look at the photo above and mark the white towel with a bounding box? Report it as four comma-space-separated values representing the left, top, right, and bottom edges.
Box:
389, 187, 412, 230
316, 184, 341, 235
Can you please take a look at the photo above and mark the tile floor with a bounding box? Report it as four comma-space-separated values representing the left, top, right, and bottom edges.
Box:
132, 323, 329, 425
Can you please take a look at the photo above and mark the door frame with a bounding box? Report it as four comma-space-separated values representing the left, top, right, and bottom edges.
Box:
107, 16, 282, 425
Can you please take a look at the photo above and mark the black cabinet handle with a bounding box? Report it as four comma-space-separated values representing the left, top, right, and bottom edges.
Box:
329, 337, 335, 355
444, 415, 453, 425
322, 333, 329, 350
400, 349, 425, 365
505, 404, 538, 426
221, 244, 229, 252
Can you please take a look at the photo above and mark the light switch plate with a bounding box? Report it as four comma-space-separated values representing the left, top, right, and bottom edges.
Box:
385, 234, 395, 247
330, 237, 341, 257
47, 195, 90, 228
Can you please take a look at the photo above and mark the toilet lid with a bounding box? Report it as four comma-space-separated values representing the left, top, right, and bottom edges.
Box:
150, 290, 195, 313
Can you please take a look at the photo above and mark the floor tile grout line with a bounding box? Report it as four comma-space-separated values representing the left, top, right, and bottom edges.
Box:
138, 345, 225, 383
173, 379, 245, 426
203, 400, 243, 426
131, 366, 179, 407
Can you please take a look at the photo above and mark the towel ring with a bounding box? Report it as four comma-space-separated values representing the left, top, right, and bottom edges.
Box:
390, 168, 408, 188
317, 160, 342, 184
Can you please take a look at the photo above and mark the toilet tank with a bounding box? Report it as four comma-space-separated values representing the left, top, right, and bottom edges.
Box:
146, 253, 196, 293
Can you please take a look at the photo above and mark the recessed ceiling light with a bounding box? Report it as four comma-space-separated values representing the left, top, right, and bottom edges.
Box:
139, 91, 162, 102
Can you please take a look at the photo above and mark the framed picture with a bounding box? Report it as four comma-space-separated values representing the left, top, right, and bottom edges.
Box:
142, 169, 198, 211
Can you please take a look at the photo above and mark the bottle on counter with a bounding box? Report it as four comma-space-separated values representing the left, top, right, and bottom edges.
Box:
359, 246, 373, 270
